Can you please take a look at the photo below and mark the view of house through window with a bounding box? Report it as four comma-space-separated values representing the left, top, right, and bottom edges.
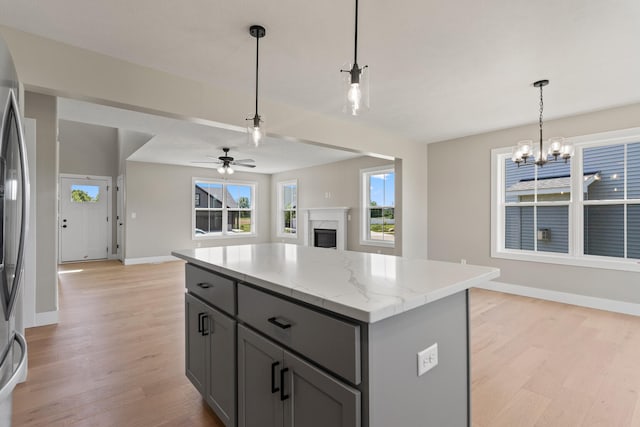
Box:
362, 167, 395, 245
495, 136, 640, 266
278, 181, 297, 236
194, 180, 254, 237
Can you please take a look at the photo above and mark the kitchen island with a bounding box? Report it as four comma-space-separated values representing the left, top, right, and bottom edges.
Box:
173, 243, 499, 427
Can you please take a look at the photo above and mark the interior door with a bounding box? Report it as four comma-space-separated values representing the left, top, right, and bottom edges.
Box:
59, 176, 109, 262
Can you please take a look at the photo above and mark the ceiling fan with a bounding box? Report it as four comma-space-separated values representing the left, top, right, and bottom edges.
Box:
192, 147, 256, 174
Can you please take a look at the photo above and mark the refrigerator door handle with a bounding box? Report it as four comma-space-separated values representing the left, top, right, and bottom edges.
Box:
1, 90, 29, 320
0, 332, 27, 401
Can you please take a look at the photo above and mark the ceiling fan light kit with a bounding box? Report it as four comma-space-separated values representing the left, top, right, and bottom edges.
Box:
191, 147, 256, 174
511, 79, 573, 167
247, 25, 266, 147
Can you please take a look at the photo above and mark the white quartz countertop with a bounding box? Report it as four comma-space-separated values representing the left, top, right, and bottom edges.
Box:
172, 243, 500, 323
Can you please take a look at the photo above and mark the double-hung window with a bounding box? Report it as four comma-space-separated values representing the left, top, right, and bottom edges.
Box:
277, 180, 297, 237
492, 128, 640, 271
361, 166, 395, 246
193, 179, 255, 238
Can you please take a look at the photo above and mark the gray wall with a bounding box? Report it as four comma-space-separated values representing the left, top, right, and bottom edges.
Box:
271, 156, 400, 255
124, 161, 272, 259
25, 91, 58, 314
428, 102, 640, 304
117, 128, 152, 175
59, 119, 119, 254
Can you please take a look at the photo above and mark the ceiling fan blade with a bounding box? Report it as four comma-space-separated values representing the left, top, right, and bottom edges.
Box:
191, 161, 222, 164
234, 163, 256, 168
232, 160, 255, 165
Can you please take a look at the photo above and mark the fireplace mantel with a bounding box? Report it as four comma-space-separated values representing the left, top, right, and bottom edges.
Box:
303, 207, 350, 251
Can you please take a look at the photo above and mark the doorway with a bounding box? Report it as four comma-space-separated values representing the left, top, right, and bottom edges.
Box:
59, 174, 112, 262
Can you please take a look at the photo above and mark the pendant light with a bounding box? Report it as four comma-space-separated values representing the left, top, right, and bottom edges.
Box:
341, 0, 369, 116
247, 25, 266, 147
512, 80, 573, 167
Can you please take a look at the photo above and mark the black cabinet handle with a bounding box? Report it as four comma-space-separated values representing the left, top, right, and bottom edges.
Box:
197, 282, 212, 289
197, 312, 205, 333
280, 368, 289, 401
268, 317, 292, 329
271, 362, 280, 393
201, 314, 209, 336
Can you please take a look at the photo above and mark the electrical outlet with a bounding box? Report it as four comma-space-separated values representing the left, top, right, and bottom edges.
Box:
417, 343, 438, 376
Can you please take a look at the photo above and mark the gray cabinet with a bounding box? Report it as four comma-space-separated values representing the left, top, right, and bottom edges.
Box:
185, 293, 208, 394
238, 324, 360, 427
185, 293, 236, 427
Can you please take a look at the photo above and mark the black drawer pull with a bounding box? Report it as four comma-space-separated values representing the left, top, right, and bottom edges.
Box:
280, 367, 289, 401
197, 282, 213, 289
268, 317, 292, 329
271, 362, 280, 393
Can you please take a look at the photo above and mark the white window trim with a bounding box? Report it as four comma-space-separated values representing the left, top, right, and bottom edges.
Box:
491, 126, 640, 273
360, 165, 395, 248
192, 177, 257, 240
277, 179, 298, 239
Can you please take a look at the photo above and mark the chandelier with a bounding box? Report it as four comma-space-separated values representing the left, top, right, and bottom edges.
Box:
512, 80, 573, 167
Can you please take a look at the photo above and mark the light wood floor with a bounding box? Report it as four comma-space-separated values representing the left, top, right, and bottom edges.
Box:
12, 260, 640, 426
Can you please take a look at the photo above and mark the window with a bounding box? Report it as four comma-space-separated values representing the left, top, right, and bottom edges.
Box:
71, 184, 100, 203
193, 179, 255, 238
361, 166, 395, 246
492, 128, 640, 271
277, 180, 297, 237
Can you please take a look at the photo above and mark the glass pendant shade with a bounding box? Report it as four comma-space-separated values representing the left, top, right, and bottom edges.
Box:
248, 115, 265, 147
226, 166, 235, 175
561, 142, 574, 161
217, 166, 226, 174
343, 63, 369, 116
515, 140, 533, 162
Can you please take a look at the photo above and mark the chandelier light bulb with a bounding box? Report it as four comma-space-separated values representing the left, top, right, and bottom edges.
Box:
226, 166, 235, 175
217, 166, 226, 174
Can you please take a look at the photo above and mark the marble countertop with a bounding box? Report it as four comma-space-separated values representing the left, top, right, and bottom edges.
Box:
172, 243, 500, 323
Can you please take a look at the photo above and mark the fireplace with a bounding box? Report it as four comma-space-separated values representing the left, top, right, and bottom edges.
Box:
314, 229, 337, 249
303, 207, 350, 251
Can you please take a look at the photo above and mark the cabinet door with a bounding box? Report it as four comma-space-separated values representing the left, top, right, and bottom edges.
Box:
185, 293, 208, 394
283, 351, 361, 427
237, 325, 283, 427
205, 306, 236, 427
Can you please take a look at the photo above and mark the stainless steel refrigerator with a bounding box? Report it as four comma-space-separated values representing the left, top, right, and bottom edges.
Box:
0, 35, 29, 425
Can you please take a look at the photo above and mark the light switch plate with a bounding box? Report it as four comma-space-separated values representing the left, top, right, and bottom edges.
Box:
417, 343, 438, 376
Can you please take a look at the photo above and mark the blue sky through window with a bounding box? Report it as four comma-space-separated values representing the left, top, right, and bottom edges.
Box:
370, 173, 395, 206
71, 184, 99, 200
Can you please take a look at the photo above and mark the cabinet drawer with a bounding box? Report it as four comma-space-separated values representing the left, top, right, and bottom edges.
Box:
238, 284, 361, 385
186, 264, 235, 315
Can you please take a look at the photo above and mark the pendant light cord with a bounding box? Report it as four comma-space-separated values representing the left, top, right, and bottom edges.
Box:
255, 35, 260, 116
354, 0, 359, 64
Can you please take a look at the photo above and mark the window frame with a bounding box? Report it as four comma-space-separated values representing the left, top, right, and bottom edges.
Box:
360, 165, 395, 248
491, 127, 640, 272
277, 179, 298, 239
192, 177, 257, 240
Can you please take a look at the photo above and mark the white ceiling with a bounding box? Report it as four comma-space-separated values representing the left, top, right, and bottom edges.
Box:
3, 0, 640, 143
58, 98, 363, 174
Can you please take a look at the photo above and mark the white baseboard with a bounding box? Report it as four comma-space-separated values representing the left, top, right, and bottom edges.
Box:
34, 310, 59, 327
477, 281, 640, 317
123, 255, 179, 265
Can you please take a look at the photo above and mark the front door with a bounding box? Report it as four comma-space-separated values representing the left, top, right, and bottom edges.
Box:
59, 176, 110, 262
